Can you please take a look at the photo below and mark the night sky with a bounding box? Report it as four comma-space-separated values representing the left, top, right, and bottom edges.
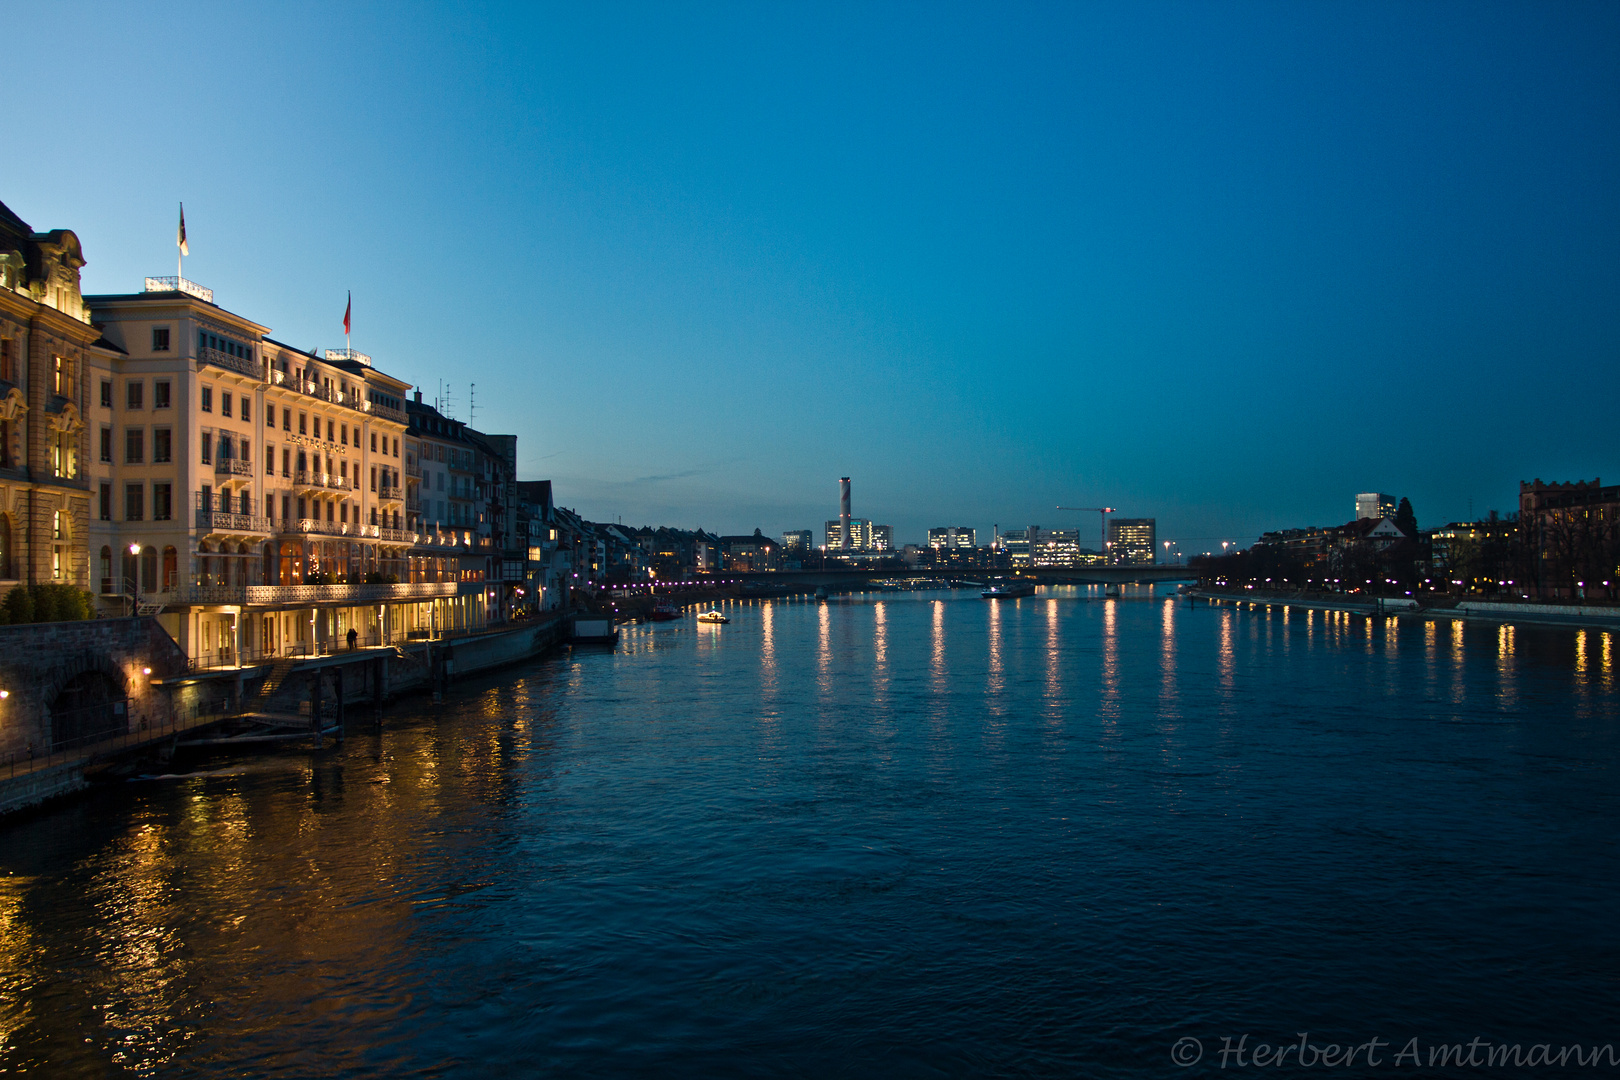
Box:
8, 2, 1618, 552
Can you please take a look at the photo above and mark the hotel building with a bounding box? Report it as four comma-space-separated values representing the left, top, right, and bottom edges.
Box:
81, 274, 486, 665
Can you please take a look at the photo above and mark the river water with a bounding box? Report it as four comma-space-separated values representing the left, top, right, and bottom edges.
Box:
1, 588, 1617, 1077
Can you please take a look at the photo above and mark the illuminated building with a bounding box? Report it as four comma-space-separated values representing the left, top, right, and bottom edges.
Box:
1356, 493, 1396, 521
928, 526, 976, 549
1108, 518, 1156, 565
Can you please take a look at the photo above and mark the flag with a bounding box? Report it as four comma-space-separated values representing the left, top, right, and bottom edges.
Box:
177, 203, 188, 256
343, 291, 351, 335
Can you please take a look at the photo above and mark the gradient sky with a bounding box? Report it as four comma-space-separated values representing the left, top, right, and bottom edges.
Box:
6, 2, 1618, 551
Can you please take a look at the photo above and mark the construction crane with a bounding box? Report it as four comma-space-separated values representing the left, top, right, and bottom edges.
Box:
1057, 506, 1115, 563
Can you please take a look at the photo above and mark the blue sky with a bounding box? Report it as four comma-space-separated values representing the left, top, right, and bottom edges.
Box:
6, 2, 1618, 551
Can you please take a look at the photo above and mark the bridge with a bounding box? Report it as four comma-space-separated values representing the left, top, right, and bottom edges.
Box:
728, 564, 1198, 590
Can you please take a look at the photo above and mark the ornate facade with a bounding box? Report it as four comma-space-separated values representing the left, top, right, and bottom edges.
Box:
0, 200, 97, 589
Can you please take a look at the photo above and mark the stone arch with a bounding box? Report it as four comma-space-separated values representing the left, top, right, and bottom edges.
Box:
44, 652, 130, 750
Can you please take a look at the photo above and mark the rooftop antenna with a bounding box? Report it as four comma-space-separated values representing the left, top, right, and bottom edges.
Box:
469, 382, 476, 427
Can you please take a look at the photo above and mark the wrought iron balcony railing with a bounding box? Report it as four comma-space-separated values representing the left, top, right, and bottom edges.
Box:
196, 509, 273, 533
144, 276, 214, 303
215, 457, 253, 477
197, 345, 262, 379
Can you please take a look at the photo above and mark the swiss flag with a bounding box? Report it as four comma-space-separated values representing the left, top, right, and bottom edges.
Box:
343, 291, 351, 336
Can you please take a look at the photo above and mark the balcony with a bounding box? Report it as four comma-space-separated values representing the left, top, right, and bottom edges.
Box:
167, 580, 458, 606
378, 527, 417, 544
378, 483, 403, 502
196, 508, 273, 534
369, 401, 407, 424
293, 469, 352, 492
198, 345, 262, 380
215, 458, 253, 478
283, 517, 356, 537
404, 460, 422, 479
144, 276, 214, 303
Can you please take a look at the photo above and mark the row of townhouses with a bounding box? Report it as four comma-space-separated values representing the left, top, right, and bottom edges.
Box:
0, 198, 622, 666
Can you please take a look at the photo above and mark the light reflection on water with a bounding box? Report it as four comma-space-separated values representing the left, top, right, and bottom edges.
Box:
1, 590, 1617, 1077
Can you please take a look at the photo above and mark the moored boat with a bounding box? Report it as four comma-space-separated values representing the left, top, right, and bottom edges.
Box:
696, 610, 730, 624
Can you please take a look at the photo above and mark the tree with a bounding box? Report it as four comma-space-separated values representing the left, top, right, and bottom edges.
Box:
1394, 497, 1417, 537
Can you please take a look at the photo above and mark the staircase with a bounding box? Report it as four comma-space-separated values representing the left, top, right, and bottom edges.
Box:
250, 657, 299, 708
136, 598, 165, 617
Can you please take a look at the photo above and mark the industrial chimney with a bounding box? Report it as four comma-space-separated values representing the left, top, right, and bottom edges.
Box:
839, 477, 852, 551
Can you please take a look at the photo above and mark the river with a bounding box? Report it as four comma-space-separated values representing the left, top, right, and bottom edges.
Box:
2, 588, 1617, 1076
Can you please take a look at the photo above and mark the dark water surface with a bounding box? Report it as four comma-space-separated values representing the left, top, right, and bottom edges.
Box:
2, 589, 1617, 1077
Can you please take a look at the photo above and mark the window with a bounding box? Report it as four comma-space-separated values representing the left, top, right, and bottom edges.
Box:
127, 381, 143, 410
266, 405, 276, 428
240, 398, 250, 423
125, 483, 144, 522
371, 466, 377, 492
282, 447, 290, 476
152, 327, 170, 351
154, 380, 170, 408
265, 443, 275, 474
298, 412, 307, 435
53, 355, 73, 397
371, 432, 377, 452
282, 409, 291, 432
153, 483, 172, 521
125, 428, 144, 464
0, 338, 11, 382
296, 497, 306, 519
221, 391, 233, 418
393, 438, 399, 458
153, 427, 171, 463
341, 424, 348, 446
99, 483, 111, 521
100, 380, 112, 408
201, 386, 212, 412
266, 495, 275, 519
100, 426, 112, 463
200, 430, 212, 464
437, 445, 446, 462
239, 491, 250, 515
326, 419, 334, 442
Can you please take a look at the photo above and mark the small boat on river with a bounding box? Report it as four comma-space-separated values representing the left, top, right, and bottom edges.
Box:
648, 600, 680, 621
696, 610, 730, 624
981, 579, 1037, 599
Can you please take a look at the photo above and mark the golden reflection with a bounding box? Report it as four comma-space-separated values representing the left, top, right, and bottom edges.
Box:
1497, 623, 1518, 708
1158, 597, 1179, 721
1218, 611, 1234, 690
871, 601, 889, 711
1100, 599, 1119, 732
986, 599, 1005, 718
817, 598, 832, 694
1043, 599, 1062, 709
1575, 629, 1588, 675
1604, 632, 1614, 689
930, 600, 947, 699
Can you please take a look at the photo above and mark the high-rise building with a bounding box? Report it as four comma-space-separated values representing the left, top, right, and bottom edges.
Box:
1108, 518, 1156, 565
871, 524, 892, 551
1356, 492, 1396, 521
781, 529, 812, 551
928, 526, 976, 549
825, 518, 873, 550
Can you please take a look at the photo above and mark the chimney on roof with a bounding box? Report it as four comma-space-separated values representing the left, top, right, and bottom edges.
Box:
414, 389, 423, 403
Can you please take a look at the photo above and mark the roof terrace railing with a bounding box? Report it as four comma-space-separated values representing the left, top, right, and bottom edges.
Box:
144, 276, 214, 303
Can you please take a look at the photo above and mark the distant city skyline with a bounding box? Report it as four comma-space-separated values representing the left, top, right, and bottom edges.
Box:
6, 3, 1616, 547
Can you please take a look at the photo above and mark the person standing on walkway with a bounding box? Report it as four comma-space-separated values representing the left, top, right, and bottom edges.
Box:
347, 627, 358, 651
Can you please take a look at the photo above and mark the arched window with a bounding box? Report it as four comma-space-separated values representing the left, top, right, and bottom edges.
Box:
140, 546, 157, 594
99, 545, 112, 594
162, 547, 178, 591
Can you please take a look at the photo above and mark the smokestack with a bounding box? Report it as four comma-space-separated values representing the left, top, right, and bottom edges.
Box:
839, 477, 852, 551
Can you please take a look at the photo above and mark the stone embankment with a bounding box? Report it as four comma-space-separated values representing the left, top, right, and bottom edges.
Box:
0, 611, 575, 817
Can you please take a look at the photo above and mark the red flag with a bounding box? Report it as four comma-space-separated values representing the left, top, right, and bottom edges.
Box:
343, 291, 351, 336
